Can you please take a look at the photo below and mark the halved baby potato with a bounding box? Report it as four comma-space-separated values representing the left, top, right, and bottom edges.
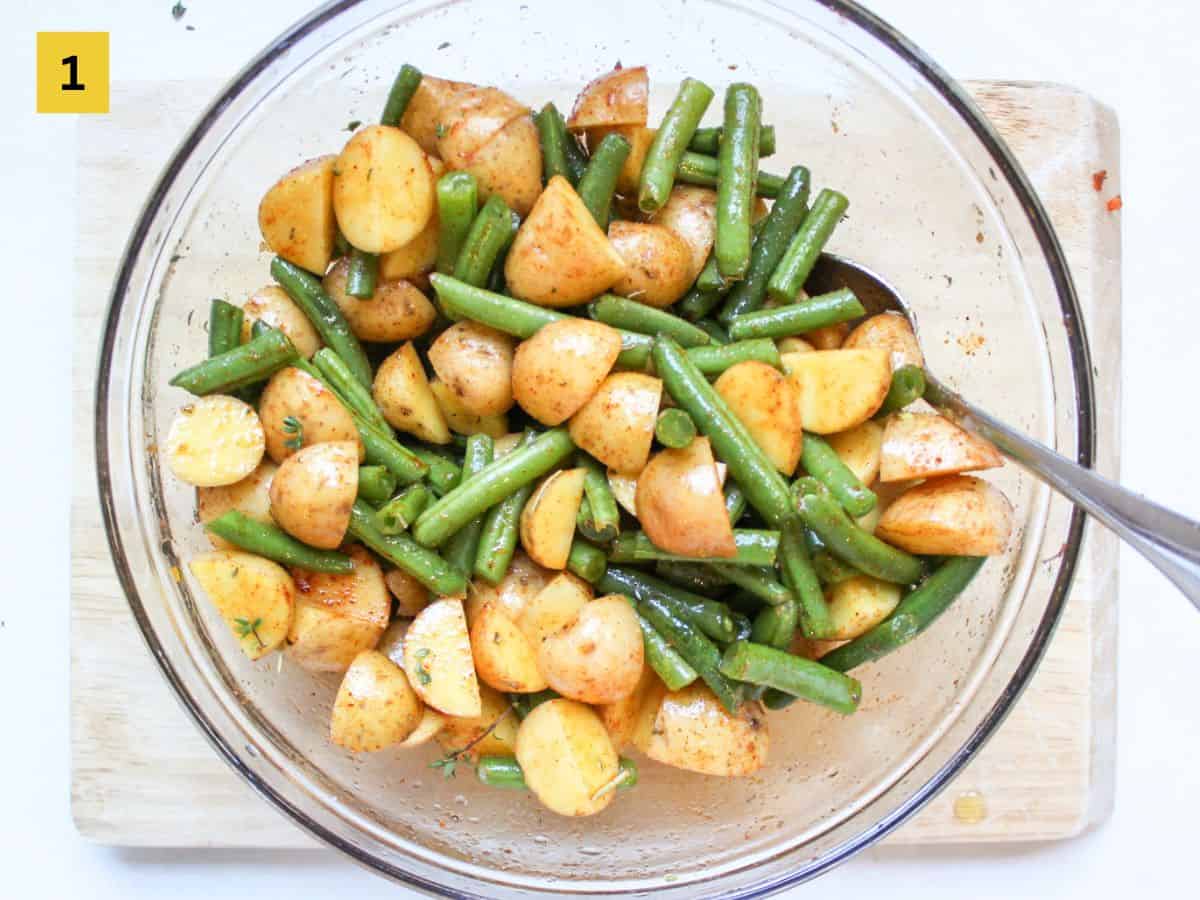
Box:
803, 322, 850, 350
373, 619, 445, 747
404, 598, 481, 717
324, 258, 438, 342
259, 366, 363, 464
334, 125, 434, 253
568, 65, 649, 130
607, 468, 639, 515
189, 550, 295, 660
258, 154, 337, 275
469, 551, 555, 625
825, 575, 903, 640
197, 460, 278, 549
635, 682, 769, 777
430, 378, 509, 439
515, 699, 620, 817
384, 567, 431, 618
608, 221, 694, 308
879, 412, 1002, 482
269, 440, 358, 549
166, 395, 265, 487
777, 336, 815, 355
378, 155, 445, 283
876, 475, 1013, 556
568, 372, 662, 474
783, 348, 891, 434
598, 663, 659, 750
373, 342, 451, 444
649, 185, 718, 282
520, 468, 587, 570
455, 114, 543, 217
714, 361, 803, 475
636, 437, 736, 559
511, 319, 623, 426
241, 285, 323, 358
844, 311, 925, 369
470, 600, 547, 693
428, 321, 516, 417
517, 572, 593, 647
401, 74, 476, 155
435, 683, 519, 761
330, 650, 423, 752
825, 419, 884, 486
587, 124, 656, 196
435, 85, 530, 169
538, 594, 644, 704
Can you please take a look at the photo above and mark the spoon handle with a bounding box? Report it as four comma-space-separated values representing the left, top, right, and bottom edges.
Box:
925, 375, 1200, 612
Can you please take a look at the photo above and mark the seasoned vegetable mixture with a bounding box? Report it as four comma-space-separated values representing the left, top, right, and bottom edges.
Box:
165, 64, 1013, 818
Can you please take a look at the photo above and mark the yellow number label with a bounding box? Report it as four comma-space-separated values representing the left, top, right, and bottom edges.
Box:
37, 32, 109, 114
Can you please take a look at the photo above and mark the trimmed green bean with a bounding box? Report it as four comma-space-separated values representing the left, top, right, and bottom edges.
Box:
696, 250, 731, 295
577, 453, 620, 543
476, 755, 527, 789
577, 132, 630, 226
375, 483, 431, 534
798, 492, 924, 585
312, 348, 390, 433
689, 124, 776, 157
676, 284, 725, 322
534, 103, 574, 185
766, 188, 850, 303
812, 548, 862, 586
635, 588, 740, 712
709, 564, 790, 606
751, 600, 798, 649
714, 83, 761, 279
348, 500, 466, 596
725, 481, 748, 524
590, 295, 711, 348
654, 561, 730, 595
686, 338, 781, 375
380, 63, 422, 127
407, 446, 462, 495
608, 530, 779, 568
694, 318, 729, 344
345, 249, 378, 299
454, 195, 516, 288
727, 288, 864, 341
249, 319, 273, 341
655, 408, 697, 449
638, 613, 700, 690
600, 567, 734, 645
207, 299, 244, 358
638, 78, 715, 213
205, 511, 354, 574
562, 128, 589, 184
170, 328, 298, 396
436, 171, 479, 274
730, 610, 754, 643
800, 431, 877, 518
875, 364, 927, 417
471, 432, 537, 584
566, 539, 608, 584
356, 465, 396, 506
441, 434, 494, 575
721, 640, 861, 715
779, 517, 833, 638
677, 152, 785, 198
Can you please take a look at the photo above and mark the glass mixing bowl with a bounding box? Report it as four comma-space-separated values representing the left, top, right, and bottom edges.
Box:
96, 0, 1093, 894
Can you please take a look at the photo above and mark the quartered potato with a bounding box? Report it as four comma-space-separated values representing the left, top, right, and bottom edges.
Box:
825, 575, 902, 640
879, 411, 1002, 482
428, 320, 516, 417
166, 395, 265, 487
330, 650, 422, 752
400, 74, 476, 155
844, 311, 925, 369
435, 683, 519, 760
384, 568, 431, 619
517, 572, 593, 647
520, 468, 587, 569
714, 360, 803, 475
599, 664, 659, 750
378, 156, 445, 283
287, 545, 390, 673
258, 366, 363, 464
197, 459, 278, 549
334, 125, 435, 253
374, 619, 445, 747
258, 154, 337, 275
776, 336, 815, 355
505, 175, 626, 307
516, 699, 620, 817
568, 372, 662, 474
876, 475, 1013, 556
649, 184, 718, 282
511, 318, 623, 426
404, 598, 481, 717
373, 342, 451, 444
435, 85, 529, 169
189, 550, 295, 660
803, 322, 850, 350
469, 600, 547, 693
468, 551, 555, 626
456, 114, 543, 216
607, 468, 639, 515
608, 221, 694, 308
826, 419, 884, 486
568, 65, 649, 130
241, 285, 323, 358
635, 682, 769, 777
430, 378, 509, 438
538, 594, 644, 704
782, 348, 891, 434
269, 440, 358, 550
588, 124, 656, 196
636, 438, 736, 559
324, 258, 438, 342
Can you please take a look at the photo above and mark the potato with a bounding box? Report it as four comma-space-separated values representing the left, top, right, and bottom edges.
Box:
378, 156, 445, 282
512, 319, 622, 425
268, 441, 357, 549
197, 460, 277, 549
324, 258, 438, 342
588, 125, 656, 196
428, 378, 509, 439
826, 420, 884, 486
373, 342, 451, 444
166, 395, 265, 487
714, 361, 803, 475
876, 475, 1013, 556
470, 600, 547, 693
455, 114, 543, 217
804, 322, 850, 350
286, 545, 390, 673
844, 311, 925, 369
373, 619, 445, 747
334, 125, 434, 253
384, 568, 430, 618
404, 598, 481, 717
568, 66, 648, 130
428, 321, 516, 417
258, 154, 336, 275
259, 366, 363, 464
777, 336, 815, 355
568, 372, 661, 473
516, 699, 620, 817
189, 551, 295, 660
649, 185, 718, 282
825, 576, 902, 641
782, 348, 891, 434
435, 683, 519, 760
636, 438, 736, 559
330, 650, 422, 752
435, 86, 529, 170
241, 285, 323, 358
538, 595, 644, 704
607, 221, 694, 308
598, 664, 658, 750
636, 682, 768, 777
517, 572, 593, 646
401, 74, 476, 155
607, 469, 638, 515
855, 503, 882, 535
520, 468, 587, 569
504, 175, 626, 307
879, 412, 1002, 482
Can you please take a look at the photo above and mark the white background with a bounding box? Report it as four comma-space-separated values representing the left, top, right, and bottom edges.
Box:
2, 0, 1197, 895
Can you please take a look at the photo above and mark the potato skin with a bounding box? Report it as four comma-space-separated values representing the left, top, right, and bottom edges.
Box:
435, 86, 529, 169
876, 475, 1014, 556
455, 114, 543, 217
879, 412, 1002, 482
588, 124, 656, 196
258, 367, 363, 464
636, 438, 737, 559
568, 372, 662, 474
198, 460, 278, 550
469, 551, 555, 626
401, 75, 476, 155
568, 66, 649, 130
241, 285, 323, 358
512, 319, 622, 426
323, 258, 438, 342
333, 125, 434, 253
435, 683, 519, 760
384, 567, 430, 618
258, 155, 336, 276
844, 311, 925, 369
189, 550, 296, 660
517, 572, 593, 647
714, 361, 803, 475
649, 185, 718, 282
516, 699, 619, 817
469, 600, 547, 693
599, 664, 658, 750
607, 221, 694, 308
427, 321, 516, 417
373, 343, 451, 444
429, 378, 509, 438
637, 682, 769, 777
330, 650, 423, 752
538, 595, 644, 704
520, 468, 587, 570
268, 441, 358, 550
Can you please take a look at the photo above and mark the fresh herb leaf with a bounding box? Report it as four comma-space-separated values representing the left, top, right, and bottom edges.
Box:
282, 415, 304, 450
234, 616, 265, 648
435, 122, 448, 139
346, 120, 362, 132
171, 2, 187, 21
429, 704, 515, 779
413, 647, 432, 685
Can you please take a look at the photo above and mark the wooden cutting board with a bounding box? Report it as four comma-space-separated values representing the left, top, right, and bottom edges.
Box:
70, 80, 1120, 848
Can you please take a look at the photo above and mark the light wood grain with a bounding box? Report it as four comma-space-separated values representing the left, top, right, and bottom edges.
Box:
70, 81, 1119, 848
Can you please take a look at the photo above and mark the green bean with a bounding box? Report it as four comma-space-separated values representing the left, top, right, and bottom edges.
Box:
751, 600, 798, 649
600, 567, 735, 644
793, 475, 831, 500
471, 433, 538, 584
821, 557, 986, 672
652, 336, 793, 527
730, 610, 754, 643
345, 249, 378, 299
676, 284, 725, 322
249, 319, 273, 341
696, 249, 731, 295
694, 319, 729, 344
476, 755, 527, 789
590, 295, 711, 348
311, 348, 390, 433
720, 641, 861, 715
654, 561, 730, 595
800, 431, 877, 518
534, 103, 574, 185
715, 84, 761, 279
380, 63, 422, 127
510, 689, 559, 719
637, 613, 700, 690
724, 481, 748, 524
207, 299, 244, 358
204, 511, 354, 574
562, 128, 589, 185
407, 446, 462, 495
375, 483, 432, 534
727, 288, 864, 341
170, 328, 299, 396
875, 364, 927, 417
453, 195, 516, 289
766, 189, 850, 303
718, 166, 812, 323
441, 434, 494, 575
812, 548, 862, 586
356, 466, 396, 507
609, 530, 779, 568
676, 152, 785, 198
566, 539, 608, 584
654, 408, 697, 449
271, 257, 373, 388
431, 273, 563, 337
798, 492, 924, 585
779, 517, 833, 638
333, 228, 351, 258
635, 588, 740, 712
436, 171, 479, 275
577, 132, 630, 226
689, 124, 776, 157
638, 78, 715, 213
576, 453, 620, 543
348, 500, 466, 596
686, 338, 781, 375
709, 564, 790, 606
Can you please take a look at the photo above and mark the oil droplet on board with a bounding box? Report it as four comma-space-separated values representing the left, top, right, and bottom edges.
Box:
953, 790, 987, 824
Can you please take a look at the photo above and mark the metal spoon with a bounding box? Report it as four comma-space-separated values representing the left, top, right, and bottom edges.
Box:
809, 253, 1200, 612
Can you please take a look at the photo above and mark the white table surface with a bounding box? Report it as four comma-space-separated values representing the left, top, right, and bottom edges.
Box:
3, 0, 1197, 895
